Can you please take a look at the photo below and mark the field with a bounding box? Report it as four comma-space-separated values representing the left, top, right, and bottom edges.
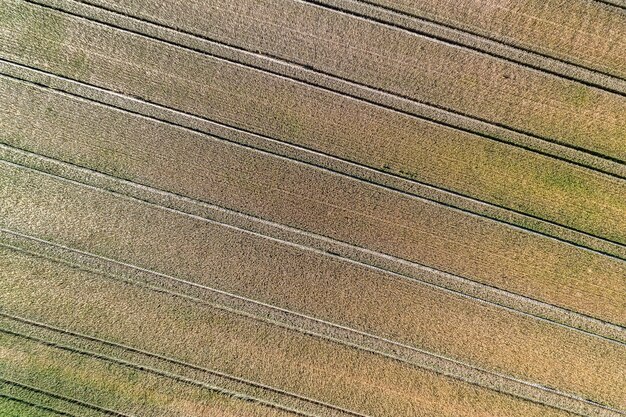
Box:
2, 78, 625, 326
0, 331, 296, 417
1, 0, 625, 415
54, 0, 626, 160
2, 161, 626, 409
366, 0, 626, 80
2, 0, 626, 247
1, 245, 589, 417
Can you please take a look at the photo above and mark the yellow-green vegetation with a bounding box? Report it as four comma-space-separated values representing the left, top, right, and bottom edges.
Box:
0, 397, 62, 417
1, 0, 624, 415
1, 164, 625, 410
1, 1, 88, 79
0, 246, 579, 417
371, 0, 626, 79
60, 0, 626, 160
2, 107, 626, 328
0, 331, 295, 417
1, 2, 624, 244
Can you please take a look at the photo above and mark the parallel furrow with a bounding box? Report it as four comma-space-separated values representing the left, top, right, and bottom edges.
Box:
0, 320, 341, 417
0, 393, 74, 417
19, 0, 626, 177
322, 0, 626, 90
2, 59, 625, 262
0, 379, 127, 417
1, 233, 622, 417
1, 144, 624, 347
4, 1, 625, 416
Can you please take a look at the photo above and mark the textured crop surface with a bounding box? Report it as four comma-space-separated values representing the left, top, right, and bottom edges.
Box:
1, 0, 625, 416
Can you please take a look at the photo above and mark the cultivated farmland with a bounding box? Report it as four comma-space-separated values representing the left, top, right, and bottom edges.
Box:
2, 86, 626, 326
1, 162, 626, 410
0, 331, 296, 417
1, 0, 625, 415
363, 0, 626, 80
24, 0, 626, 160
1, 246, 585, 417
1, 0, 626, 245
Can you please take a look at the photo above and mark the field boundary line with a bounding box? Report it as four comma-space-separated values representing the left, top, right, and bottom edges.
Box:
0, 322, 340, 417
0, 379, 128, 417
1, 143, 625, 346
308, 0, 626, 92
1, 240, 623, 417
1, 61, 624, 264
19, 0, 626, 178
